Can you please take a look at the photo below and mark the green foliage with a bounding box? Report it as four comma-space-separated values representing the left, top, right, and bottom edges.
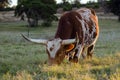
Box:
0, 62, 10, 75
15, 0, 57, 27
85, 2, 99, 9
41, 20, 52, 27
62, 2, 72, 11
72, 0, 81, 8
57, 1, 81, 11
108, 0, 120, 15
57, 2, 72, 11
107, 0, 120, 21
0, 0, 11, 9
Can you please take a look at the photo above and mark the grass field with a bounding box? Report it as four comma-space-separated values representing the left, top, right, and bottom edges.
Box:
0, 19, 120, 80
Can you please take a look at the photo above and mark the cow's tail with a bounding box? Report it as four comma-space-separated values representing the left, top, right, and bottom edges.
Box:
90, 8, 99, 40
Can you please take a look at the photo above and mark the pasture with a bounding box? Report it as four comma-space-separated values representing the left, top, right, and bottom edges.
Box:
0, 19, 120, 80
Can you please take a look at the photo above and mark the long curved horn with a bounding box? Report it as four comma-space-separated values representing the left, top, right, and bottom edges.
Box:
62, 32, 79, 45
21, 34, 48, 45
62, 39, 76, 45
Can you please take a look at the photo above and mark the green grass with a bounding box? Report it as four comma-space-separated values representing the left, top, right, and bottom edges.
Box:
0, 19, 120, 80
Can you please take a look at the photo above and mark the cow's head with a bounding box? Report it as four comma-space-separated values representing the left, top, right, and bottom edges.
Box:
21, 34, 77, 65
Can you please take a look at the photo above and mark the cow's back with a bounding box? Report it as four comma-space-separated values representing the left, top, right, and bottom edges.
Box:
55, 8, 99, 46
75, 8, 99, 46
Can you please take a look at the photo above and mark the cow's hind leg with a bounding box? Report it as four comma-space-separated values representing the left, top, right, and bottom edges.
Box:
87, 45, 95, 59
81, 47, 88, 59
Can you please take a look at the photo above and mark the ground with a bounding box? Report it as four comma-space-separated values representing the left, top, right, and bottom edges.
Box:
0, 19, 120, 80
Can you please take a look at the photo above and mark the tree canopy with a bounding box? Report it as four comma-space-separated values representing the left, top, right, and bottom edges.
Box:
57, 0, 81, 11
15, 0, 57, 27
0, 0, 11, 9
107, 0, 120, 21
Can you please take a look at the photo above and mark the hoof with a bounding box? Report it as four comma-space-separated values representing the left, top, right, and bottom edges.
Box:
69, 56, 78, 63
73, 56, 78, 63
69, 57, 72, 61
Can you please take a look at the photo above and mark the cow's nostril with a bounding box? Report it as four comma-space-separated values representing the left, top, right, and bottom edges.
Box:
50, 47, 53, 51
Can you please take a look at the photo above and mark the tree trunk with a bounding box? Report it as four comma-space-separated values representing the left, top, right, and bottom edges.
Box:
28, 18, 38, 27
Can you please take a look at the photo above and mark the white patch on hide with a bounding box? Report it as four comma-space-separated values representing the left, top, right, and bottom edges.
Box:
76, 14, 97, 46
47, 38, 62, 58
76, 44, 83, 58
79, 8, 91, 21
76, 16, 86, 38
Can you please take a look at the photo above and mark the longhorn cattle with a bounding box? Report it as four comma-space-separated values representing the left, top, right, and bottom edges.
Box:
22, 8, 99, 65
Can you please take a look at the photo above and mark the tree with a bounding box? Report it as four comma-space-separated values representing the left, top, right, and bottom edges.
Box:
57, 0, 72, 11
57, 0, 81, 11
15, 0, 57, 27
63, 1, 72, 11
0, 0, 11, 9
107, 0, 120, 21
72, 0, 81, 8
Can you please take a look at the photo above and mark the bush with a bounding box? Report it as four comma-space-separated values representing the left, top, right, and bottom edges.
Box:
85, 2, 99, 9
41, 20, 52, 27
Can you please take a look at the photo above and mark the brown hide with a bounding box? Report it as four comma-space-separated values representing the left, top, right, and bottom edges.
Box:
22, 8, 99, 65
55, 8, 99, 45
54, 8, 99, 63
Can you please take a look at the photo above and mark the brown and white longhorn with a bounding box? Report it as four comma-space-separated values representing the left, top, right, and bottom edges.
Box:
22, 8, 99, 65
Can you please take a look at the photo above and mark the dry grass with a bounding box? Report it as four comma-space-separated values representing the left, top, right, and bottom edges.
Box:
0, 19, 120, 80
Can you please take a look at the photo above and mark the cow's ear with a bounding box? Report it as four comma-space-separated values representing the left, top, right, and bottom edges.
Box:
64, 44, 75, 52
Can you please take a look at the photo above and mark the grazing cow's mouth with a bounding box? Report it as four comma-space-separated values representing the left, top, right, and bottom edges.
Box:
21, 34, 77, 65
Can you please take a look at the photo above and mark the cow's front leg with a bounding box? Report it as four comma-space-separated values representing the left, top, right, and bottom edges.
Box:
69, 44, 83, 63
69, 49, 79, 63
